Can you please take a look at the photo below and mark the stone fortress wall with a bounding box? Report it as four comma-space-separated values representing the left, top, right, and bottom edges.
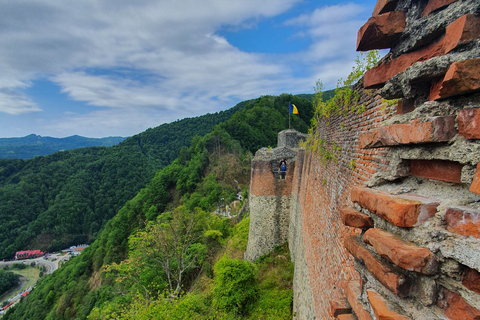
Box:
246, 1, 480, 319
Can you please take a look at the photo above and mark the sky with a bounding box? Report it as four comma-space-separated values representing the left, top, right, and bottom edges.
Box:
0, 0, 379, 138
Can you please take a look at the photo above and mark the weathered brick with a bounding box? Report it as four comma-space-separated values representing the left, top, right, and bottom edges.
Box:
359, 116, 457, 148
410, 159, 463, 183
337, 314, 357, 320
250, 160, 294, 196
445, 206, 480, 238
357, 12, 406, 51
437, 287, 480, 320
364, 14, 480, 88
340, 207, 374, 230
372, 0, 399, 16
458, 108, 480, 140
438, 59, 480, 99
330, 298, 352, 318
351, 187, 440, 227
463, 267, 480, 295
364, 228, 438, 274
343, 280, 374, 320
429, 77, 444, 101
367, 290, 410, 320
470, 163, 480, 195
344, 236, 412, 297
423, 0, 459, 17
396, 98, 415, 114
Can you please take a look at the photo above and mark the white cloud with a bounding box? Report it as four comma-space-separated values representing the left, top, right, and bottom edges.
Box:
0, 0, 375, 137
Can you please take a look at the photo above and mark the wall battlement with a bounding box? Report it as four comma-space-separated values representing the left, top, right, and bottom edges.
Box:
247, 1, 480, 319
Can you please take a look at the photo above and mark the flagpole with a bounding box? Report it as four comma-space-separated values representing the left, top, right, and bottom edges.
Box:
289, 102, 291, 129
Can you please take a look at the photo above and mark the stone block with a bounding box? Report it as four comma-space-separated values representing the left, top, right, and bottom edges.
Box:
366, 290, 410, 320
458, 108, 480, 140
351, 187, 440, 227
364, 14, 480, 88
463, 267, 480, 295
470, 163, 480, 195
437, 287, 480, 320
372, 0, 399, 16
410, 159, 463, 183
344, 236, 412, 297
364, 228, 438, 274
445, 206, 480, 238
359, 116, 457, 148
357, 12, 406, 51
330, 298, 352, 318
340, 207, 374, 230
343, 280, 374, 320
438, 59, 480, 99
423, 0, 459, 17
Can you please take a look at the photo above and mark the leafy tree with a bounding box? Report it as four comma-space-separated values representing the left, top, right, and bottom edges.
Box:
212, 255, 258, 315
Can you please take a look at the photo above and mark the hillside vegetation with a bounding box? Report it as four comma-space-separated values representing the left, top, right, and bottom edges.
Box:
0, 106, 242, 259
3, 93, 313, 319
0, 135, 126, 160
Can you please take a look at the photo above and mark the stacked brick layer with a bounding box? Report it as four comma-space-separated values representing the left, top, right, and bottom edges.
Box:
247, 0, 480, 319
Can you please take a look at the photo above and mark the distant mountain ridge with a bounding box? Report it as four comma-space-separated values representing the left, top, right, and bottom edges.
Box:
0, 134, 126, 159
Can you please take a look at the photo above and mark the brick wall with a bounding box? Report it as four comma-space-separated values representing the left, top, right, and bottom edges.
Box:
247, 1, 480, 319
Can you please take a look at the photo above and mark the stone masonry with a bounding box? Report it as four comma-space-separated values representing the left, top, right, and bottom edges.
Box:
244, 129, 304, 261
246, 1, 480, 319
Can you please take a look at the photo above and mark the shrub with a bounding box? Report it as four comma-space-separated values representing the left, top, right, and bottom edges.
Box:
212, 255, 257, 315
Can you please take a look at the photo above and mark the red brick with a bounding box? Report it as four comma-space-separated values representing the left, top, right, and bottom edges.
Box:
445, 206, 480, 238
458, 108, 480, 140
423, 0, 459, 17
359, 116, 457, 148
250, 160, 293, 196
364, 14, 480, 88
351, 187, 440, 227
357, 12, 406, 51
341, 207, 374, 230
344, 236, 412, 297
463, 267, 480, 295
367, 290, 410, 320
410, 159, 463, 183
437, 287, 480, 320
337, 314, 357, 320
471, 163, 480, 195
343, 280, 374, 320
330, 298, 352, 318
364, 228, 438, 274
438, 59, 480, 99
372, 0, 399, 16
429, 77, 444, 101
396, 99, 415, 114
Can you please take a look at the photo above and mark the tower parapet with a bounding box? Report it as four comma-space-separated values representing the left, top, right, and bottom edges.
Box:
244, 129, 304, 261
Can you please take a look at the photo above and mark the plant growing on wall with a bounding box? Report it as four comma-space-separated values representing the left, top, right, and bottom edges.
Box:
304, 50, 380, 162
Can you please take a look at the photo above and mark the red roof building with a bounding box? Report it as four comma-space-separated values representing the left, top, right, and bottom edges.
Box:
14, 250, 44, 260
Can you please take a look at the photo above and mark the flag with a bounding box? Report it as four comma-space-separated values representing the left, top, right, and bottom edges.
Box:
289, 103, 299, 114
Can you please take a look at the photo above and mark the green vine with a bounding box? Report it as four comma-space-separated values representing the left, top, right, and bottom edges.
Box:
306, 50, 380, 163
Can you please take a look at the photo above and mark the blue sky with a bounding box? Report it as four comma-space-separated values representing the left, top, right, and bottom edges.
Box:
0, 0, 378, 138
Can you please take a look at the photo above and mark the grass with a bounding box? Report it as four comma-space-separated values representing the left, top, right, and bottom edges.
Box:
11, 267, 41, 290
0, 266, 41, 307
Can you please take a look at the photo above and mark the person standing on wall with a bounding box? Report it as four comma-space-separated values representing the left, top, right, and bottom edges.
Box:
280, 158, 287, 179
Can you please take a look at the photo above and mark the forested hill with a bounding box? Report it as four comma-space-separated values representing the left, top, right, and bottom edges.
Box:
0, 102, 245, 259
0, 93, 312, 260
0, 135, 126, 160
3, 93, 314, 320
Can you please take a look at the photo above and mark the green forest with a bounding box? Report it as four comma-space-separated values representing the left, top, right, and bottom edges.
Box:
0, 102, 249, 259
2, 93, 313, 319
0, 135, 126, 160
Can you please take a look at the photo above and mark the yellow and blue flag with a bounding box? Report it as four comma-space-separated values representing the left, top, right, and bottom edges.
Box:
289, 103, 299, 114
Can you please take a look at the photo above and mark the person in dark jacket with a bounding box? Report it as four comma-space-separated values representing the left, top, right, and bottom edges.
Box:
279, 158, 286, 179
